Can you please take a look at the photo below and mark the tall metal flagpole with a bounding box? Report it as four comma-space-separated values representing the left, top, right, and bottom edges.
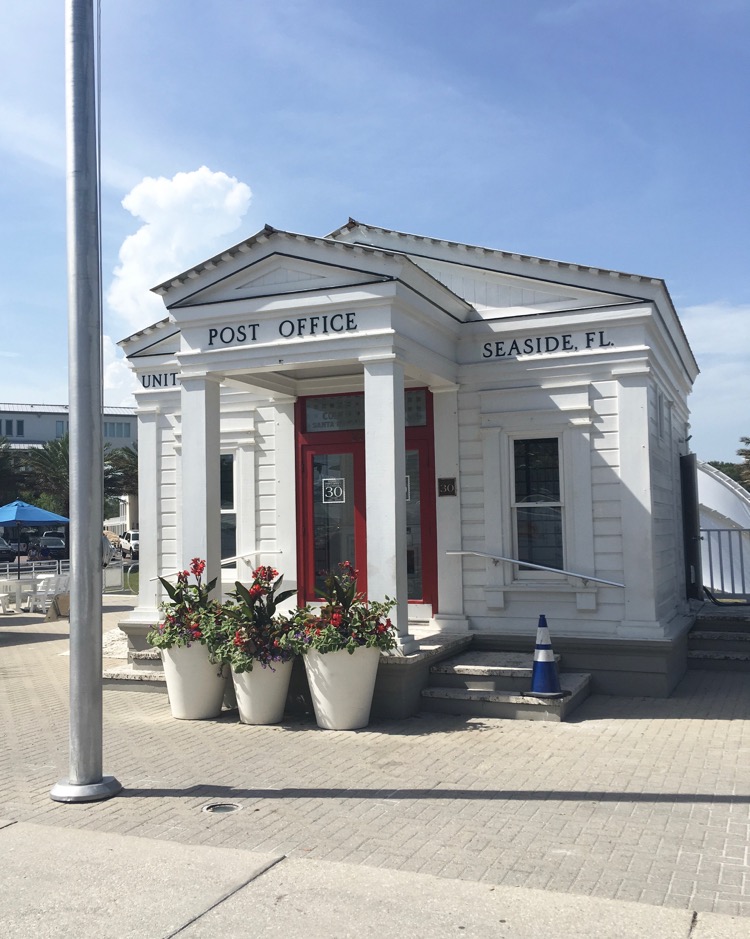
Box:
51, 0, 121, 802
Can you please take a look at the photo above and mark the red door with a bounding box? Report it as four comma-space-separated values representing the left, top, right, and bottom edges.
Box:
296, 392, 437, 605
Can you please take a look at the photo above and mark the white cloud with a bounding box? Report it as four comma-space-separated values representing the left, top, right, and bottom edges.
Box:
105, 166, 253, 333
679, 301, 750, 462
103, 335, 138, 407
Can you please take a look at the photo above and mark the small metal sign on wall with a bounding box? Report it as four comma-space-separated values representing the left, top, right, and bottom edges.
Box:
322, 478, 346, 503
438, 477, 457, 497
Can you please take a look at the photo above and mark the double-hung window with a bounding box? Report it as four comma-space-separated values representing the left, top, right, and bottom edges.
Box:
220, 453, 236, 564
512, 437, 564, 573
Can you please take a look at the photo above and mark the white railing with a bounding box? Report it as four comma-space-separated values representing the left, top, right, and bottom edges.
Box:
446, 550, 625, 588
700, 528, 750, 600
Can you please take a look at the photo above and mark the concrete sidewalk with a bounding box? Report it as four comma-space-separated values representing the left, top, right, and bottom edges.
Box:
1, 594, 750, 936
1, 819, 747, 938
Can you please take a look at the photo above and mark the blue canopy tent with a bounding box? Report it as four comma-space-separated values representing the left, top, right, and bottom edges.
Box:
0, 501, 70, 578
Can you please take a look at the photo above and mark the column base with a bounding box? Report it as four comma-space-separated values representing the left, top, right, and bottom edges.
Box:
430, 614, 470, 634
396, 634, 419, 655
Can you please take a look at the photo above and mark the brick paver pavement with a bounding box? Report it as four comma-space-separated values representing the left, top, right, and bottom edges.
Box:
2, 604, 749, 918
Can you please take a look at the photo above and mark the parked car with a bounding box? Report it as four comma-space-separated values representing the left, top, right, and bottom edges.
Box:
0, 537, 17, 562
120, 530, 139, 559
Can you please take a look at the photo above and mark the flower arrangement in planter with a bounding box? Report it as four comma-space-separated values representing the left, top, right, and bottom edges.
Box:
218, 565, 298, 725
147, 557, 225, 655
289, 561, 397, 730
222, 565, 297, 673
147, 558, 229, 720
290, 561, 397, 656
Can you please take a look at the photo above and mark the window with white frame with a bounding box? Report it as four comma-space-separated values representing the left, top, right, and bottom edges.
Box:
220, 453, 236, 563
512, 437, 564, 573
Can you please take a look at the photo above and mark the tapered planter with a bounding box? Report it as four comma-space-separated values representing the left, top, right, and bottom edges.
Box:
161, 643, 226, 720
304, 646, 381, 730
232, 659, 293, 725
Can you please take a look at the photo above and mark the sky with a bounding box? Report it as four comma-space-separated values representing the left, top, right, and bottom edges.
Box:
0, 0, 748, 461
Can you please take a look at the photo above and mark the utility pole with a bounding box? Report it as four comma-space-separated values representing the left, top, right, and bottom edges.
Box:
51, 0, 121, 803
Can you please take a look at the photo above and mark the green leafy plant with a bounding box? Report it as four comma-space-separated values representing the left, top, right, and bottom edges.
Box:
221, 565, 297, 672
286, 561, 397, 655
147, 558, 226, 657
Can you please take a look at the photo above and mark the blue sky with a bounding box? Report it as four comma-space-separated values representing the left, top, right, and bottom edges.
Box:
1, 0, 748, 460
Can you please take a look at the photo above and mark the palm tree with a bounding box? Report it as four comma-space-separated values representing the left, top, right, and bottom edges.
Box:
0, 436, 22, 504
738, 437, 750, 491
107, 444, 138, 497
25, 436, 70, 515
24, 434, 137, 518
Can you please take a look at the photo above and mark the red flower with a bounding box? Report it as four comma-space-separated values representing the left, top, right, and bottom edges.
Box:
190, 558, 206, 577
331, 612, 343, 627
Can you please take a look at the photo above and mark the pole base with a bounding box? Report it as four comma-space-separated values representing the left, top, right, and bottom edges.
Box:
524, 690, 572, 700
50, 775, 122, 803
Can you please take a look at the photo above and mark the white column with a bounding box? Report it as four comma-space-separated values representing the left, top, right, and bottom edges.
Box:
363, 356, 417, 653
180, 376, 222, 588
431, 387, 468, 632
234, 439, 256, 585
272, 398, 298, 594
135, 406, 160, 613
618, 375, 659, 634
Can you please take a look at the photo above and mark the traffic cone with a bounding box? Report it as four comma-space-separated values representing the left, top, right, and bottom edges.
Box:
527, 614, 568, 699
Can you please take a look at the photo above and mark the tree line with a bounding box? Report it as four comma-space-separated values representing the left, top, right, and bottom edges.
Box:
0, 433, 138, 517
708, 437, 750, 493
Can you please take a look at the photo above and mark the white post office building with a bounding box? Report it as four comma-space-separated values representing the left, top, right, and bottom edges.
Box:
119, 220, 700, 710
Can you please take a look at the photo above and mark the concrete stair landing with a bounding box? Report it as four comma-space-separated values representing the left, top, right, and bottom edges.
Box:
421, 650, 591, 721
688, 606, 750, 671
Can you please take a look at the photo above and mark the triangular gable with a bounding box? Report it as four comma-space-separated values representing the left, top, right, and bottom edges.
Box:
414, 256, 630, 318
120, 323, 180, 360
161, 249, 399, 310
330, 219, 646, 316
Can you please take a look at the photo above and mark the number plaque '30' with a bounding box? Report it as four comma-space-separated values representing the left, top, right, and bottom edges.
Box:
322, 478, 346, 503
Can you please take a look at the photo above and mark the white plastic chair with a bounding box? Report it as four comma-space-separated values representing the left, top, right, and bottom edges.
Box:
28, 575, 62, 614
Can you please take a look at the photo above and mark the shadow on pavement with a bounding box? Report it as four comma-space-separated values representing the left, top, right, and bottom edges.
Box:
0, 630, 69, 646
116, 783, 750, 805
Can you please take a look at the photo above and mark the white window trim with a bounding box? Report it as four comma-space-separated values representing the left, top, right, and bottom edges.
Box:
480, 401, 596, 609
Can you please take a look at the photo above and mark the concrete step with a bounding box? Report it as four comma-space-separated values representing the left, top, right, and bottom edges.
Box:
129, 647, 163, 669
429, 650, 559, 694
421, 672, 591, 722
688, 631, 750, 654
687, 650, 750, 672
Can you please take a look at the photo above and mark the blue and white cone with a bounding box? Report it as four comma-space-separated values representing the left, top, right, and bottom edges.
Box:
528, 615, 567, 699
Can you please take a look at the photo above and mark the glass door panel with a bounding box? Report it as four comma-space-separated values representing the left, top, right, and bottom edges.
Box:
405, 450, 422, 600
312, 452, 357, 597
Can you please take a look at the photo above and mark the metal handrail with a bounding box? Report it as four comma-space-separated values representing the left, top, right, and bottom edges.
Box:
150, 550, 282, 582
446, 550, 625, 588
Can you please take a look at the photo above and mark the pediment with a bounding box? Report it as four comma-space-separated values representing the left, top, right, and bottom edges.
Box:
415, 257, 637, 317
124, 326, 180, 359
167, 252, 392, 309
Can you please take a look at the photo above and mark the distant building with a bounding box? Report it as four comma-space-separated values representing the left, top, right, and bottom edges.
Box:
0, 403, 137, 450
0, 402, 138, 534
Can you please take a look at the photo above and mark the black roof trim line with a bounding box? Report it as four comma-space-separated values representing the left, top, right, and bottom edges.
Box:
349, 241, 647, 305
126, 329, 181, 357
168, 277, 396, 310
165, 250, 396, 308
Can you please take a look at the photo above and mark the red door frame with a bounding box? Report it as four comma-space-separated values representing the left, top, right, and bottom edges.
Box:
298, 438, 368, 598
295, 390, 437, 605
